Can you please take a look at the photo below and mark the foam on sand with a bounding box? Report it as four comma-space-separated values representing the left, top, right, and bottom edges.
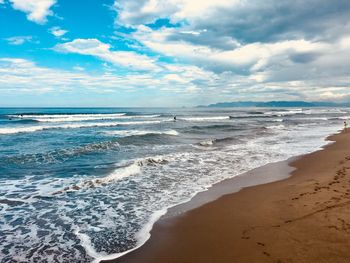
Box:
76, 208, 168, 263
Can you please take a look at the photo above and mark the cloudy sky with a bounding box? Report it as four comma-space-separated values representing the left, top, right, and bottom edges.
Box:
1, 0, 350, 107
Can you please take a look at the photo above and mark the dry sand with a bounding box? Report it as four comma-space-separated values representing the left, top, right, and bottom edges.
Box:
106, 129, 350, 263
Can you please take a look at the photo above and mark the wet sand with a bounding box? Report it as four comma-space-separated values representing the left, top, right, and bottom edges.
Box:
106, 129, 350, 263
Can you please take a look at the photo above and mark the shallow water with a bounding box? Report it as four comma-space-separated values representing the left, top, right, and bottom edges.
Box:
0, 107, 348, 262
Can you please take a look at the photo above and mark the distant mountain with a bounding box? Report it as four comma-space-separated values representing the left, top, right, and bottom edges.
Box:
199, 101, 350, 108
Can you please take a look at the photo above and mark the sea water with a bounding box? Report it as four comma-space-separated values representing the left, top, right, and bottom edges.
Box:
0, 107, 348, 262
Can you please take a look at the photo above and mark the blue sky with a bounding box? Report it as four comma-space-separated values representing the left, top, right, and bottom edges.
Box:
1, 0, 350, 107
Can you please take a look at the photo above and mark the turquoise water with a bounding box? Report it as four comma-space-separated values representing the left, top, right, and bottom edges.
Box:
0, 107, 348, 262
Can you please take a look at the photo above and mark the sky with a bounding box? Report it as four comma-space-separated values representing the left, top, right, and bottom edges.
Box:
1, 0, 350, 107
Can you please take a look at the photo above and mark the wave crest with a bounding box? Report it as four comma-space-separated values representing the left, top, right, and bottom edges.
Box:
0, 120, 163, 135
105, 130, 178, 137
53, 157, 169, 194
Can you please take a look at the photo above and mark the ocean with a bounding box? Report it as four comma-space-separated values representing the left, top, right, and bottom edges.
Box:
0, 107, 348, 262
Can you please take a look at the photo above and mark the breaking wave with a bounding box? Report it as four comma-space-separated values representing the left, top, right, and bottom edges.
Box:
264, 109, 303, 116
265, 124, 286, 130
7, 114, 160, 123
179, 116, 229, 121
53, 157, 169, 194
0, 120, 163, 135
105, 130, 179, 137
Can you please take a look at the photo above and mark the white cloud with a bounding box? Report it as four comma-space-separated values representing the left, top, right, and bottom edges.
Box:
163, 73, 189, 84
5, 36, 35, 45
114, 0, 236, 25
0, 58, 209, 95
9, 0, 56, 24
55, 39, 160, 71
0, 58, 153, 92
319, 91, 349, 100
2, 57, 350, 104
111, 0, 350, 102
73, 66, 85, 71
133, 25, 328, 72
49, 27, 68, 37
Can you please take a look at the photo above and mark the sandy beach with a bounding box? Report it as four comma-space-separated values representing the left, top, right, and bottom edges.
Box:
107, 129, 350, 263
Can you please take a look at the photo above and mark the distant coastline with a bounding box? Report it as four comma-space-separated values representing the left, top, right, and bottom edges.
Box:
197, 100, 350, 108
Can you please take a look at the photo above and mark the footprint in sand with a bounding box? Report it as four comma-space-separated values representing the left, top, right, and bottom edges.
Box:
262, 251, 271, 257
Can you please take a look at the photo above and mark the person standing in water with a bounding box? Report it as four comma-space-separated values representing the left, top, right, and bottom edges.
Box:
173, 116, 177, 121
344, 120, 348, 129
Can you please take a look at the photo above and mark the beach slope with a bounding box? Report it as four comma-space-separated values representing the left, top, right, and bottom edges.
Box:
109, 130, 350, 263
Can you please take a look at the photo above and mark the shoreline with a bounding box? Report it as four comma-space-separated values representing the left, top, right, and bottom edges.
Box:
164, 157, 295, 218
104, 129, 350, 263
96, 159, 296, 262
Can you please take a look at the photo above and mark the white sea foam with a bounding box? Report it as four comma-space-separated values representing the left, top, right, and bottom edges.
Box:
11, 114, 161, 123
90, 123, 340, 262
179, 116, 229, 121
1, 108, 346, 263
198, 140, 214, 146
303, 109, 348, 114
10, 113, 125, 117
54, 163, 141, 194
266, 124, 286, 130
8, 113, 162, 123
335, 116, 350, 120
98, 163, 141, 184
83, 209, 168, 263
0, 126, 48, 134
264, 109, 303, 116
75, 230, 104, 262
105, 129, 179, 137
0, 120, 163, 135
0, 123, 341, 262
265, 108, 348, 117
292, 117, 329, 121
